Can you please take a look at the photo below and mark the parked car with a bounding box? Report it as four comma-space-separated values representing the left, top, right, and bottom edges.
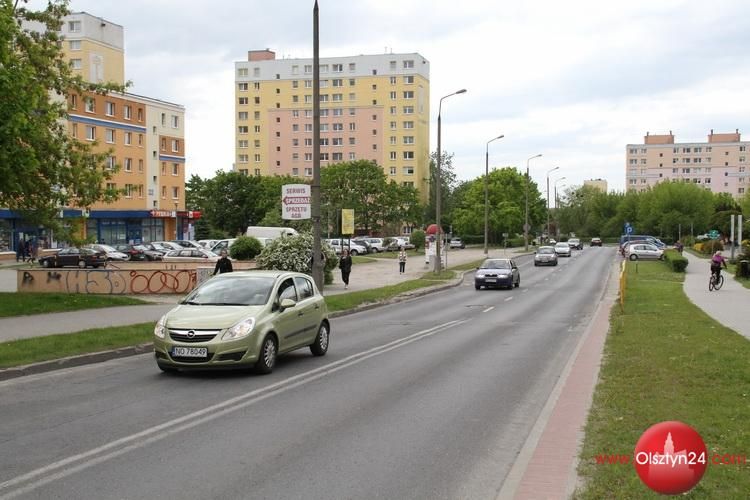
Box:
567, 238, 582, 250
449, 238, 466, 249
350, 238, 373, 254
171, 240, 202, 249
385, 237, 415, 251
84, 244, 128, 261
153, 270, 330, 374
143, 242, 170, 255
325, 238, 368, 256
554, 242, 572, 257
590, 237, 603, 247
197, 239, 219, 249
162, 248, 220, 262
474, 258, 520, 290
534, 246, 558, 266
357, 238, 386, 253
210, 239, 237, 255
625, 243, 664, 261
113, 244, 162, 261
152, 241, 185, 251
39, 247, 107, 269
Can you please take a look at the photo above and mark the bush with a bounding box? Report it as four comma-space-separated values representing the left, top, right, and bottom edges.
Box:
255, 233, 337, 284
410, 230, 425, 251
508, 236, 525, 247
663, 249, 688, 272
697, 240, 724, 255
229, 236, 263, 260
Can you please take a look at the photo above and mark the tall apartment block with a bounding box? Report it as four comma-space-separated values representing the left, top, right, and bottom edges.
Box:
626, 130, 749, 198
233, 50, 430, 200
2, 12, 188, 250
583, 179, 608, 192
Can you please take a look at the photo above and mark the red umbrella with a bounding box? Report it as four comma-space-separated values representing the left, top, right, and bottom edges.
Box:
425, 224, 439, 235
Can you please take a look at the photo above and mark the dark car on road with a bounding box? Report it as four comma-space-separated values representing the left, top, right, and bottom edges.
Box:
474, 258, 520, 290
39, 247, 107, 269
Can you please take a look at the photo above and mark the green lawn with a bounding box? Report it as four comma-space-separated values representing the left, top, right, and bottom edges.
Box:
324, 278, 453, 313
0, 293, 147, 318
0, 323, 153, 369
574, 261, 750, 498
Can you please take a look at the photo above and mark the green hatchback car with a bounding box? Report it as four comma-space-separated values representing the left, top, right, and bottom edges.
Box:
153, 270, 330, 374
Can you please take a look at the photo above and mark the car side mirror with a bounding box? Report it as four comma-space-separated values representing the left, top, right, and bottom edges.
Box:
279, 298, 296, 311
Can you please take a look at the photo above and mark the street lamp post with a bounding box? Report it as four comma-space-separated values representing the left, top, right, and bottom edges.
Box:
435, 88, 466, 274
545, 167, 560, 242
524, 154, 542, 251
484, 134, 504, 255
554, 177, 566, 238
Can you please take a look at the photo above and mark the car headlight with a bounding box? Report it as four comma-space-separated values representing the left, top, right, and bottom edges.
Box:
223, 318, 256, 340
154, 315, 167, 338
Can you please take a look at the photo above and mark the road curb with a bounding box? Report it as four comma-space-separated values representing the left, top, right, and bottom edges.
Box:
0, 342, 154, 381
0, 273, 472, 380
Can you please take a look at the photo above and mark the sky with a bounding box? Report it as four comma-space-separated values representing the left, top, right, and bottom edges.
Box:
31, 0, 750, 197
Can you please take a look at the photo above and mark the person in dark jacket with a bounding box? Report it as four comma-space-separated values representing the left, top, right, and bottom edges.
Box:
213, 249, 233, 275
339, 249, 352, 289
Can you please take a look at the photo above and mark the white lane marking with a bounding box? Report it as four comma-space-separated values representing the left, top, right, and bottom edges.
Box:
522, 289, 529, 293
483, 306, 494, 313
0, 318, 469, 499
504, 296, 513, 302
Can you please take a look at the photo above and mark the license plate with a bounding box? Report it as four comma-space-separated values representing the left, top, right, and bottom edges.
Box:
484, 278, 496, 283
172, 347, 207, 358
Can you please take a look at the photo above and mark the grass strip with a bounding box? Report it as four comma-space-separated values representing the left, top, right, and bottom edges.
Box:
0, 323, 153, 369
0, 293, 147, 318
574, 261, 750, 498
324, 279, 450, 313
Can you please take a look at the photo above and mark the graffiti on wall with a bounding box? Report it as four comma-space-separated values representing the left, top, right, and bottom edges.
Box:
18, 269, 197, 295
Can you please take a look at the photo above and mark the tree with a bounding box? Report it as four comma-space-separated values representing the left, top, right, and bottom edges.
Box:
229, 236, 263, 260
198, 171, 268, 236
0, 0, 126, 231
424, 151, 457, 225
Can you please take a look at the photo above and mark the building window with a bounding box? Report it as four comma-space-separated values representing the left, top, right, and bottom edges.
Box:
138, 134, 143, 146
137, 108, 143, 122
104, 102, 115, 116
305, 153, 313, 161
305, 124, 313, 132
403, 136, 414, 144
172, 187, 180, 200
403, 106, 414, 114
161, 162, 166, 175
332, 152, 343, 161
403, 91, 414, 99
238, 83, 248, 91
404, 75, 414, 84
106, 156, 116, 170
390, 121, 397, 130
237, 68, 248, 77
68, 20, 81, 32
349, 137, 356, 145
403, 166, 414, 175
238, 111, 248, 120
84, 98, 95, 113
239, 140, 248, 148
171, 115, 179, 129
389, 152, 397, 160
403, 151, 414, 160
85, 125, 95, 141
332, 63, 343, 73
349, 123, 356, 131
171, 139, 180, 152
403, 60, 414, 69
138, 159, 143, 172
238, 126, 248, 134
390, 136, 397, 145
105, 129, 115, 144
390, 91, 397, 100
390, 167, 397, 175
172, 163, 179, 176
123, 158, 132, 172
349, 152, 356, 160
403, 121, 414, 129
161, 186, 166, 199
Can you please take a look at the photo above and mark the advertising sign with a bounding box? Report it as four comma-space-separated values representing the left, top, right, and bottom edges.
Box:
281, 184, 311, 220
341, 209, 354, 235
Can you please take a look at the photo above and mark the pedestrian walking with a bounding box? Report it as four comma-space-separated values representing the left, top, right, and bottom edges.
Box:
213, 249, 233, 275
15, 240, 24, 262
339, 248, 352, 289
398, 247, 407, 274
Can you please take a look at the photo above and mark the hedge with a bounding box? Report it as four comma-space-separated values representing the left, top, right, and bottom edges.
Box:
693, 240, 724, 255
663, 249, 688, 272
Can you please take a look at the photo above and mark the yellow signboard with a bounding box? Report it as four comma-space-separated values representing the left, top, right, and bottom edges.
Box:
341, 209, 354, 235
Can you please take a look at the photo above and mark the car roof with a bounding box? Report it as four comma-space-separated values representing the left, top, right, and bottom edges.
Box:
215, 270, 307, 280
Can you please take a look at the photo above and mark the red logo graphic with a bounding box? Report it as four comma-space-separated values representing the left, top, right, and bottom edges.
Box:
633, 421, 707, 495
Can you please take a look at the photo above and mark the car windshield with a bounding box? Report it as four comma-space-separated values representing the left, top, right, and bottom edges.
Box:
538, 248, 555, 254
134, 245, 147, 251
181, 276, 275, 306
481, 260, 510, 269
555, 243, 567, 247
97, 245, 118, 252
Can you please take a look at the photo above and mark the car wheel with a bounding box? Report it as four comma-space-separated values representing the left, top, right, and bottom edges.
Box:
534, 262, 538, 266
42, 260, 50, 268
310, 322, 330, 356
350, 250, 359, 256
78, 260, 86, 268
255, 334, 278, 374
629, 254, 638, 261
475, 284, 481, 290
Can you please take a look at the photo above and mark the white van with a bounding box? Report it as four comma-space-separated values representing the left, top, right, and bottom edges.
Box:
246, 226, 298, 239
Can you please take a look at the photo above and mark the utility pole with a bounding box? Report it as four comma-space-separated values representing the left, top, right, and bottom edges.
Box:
311, 1, 323, 290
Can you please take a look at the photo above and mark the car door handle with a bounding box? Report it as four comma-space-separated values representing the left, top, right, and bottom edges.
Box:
297, 311, 304, 316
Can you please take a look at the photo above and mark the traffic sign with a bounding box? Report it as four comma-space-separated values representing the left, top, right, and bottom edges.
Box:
626, 226, 634, 234
709, 229, 720, 240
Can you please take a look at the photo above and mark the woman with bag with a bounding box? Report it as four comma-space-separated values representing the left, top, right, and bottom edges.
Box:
398, 247, 407, 274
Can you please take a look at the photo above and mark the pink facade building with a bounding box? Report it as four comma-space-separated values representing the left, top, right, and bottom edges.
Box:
626, 130, 749, 197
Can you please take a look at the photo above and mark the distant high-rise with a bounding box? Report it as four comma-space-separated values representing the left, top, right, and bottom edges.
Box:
233, 50, 431, 201
626, 130, 748, 197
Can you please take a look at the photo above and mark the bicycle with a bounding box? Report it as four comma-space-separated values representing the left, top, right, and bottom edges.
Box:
709, 272, 724, 291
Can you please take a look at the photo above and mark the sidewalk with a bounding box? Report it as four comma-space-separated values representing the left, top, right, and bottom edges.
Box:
682, 251, 750, 340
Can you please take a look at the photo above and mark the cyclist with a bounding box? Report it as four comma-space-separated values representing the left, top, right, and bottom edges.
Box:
710, 250, 727, 281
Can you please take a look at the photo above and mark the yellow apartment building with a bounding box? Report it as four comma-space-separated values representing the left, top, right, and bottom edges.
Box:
3, 12, 189, 251
233, 50, 431, 201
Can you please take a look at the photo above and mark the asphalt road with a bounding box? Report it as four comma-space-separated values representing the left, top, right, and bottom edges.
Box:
0, 246, 616, 500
